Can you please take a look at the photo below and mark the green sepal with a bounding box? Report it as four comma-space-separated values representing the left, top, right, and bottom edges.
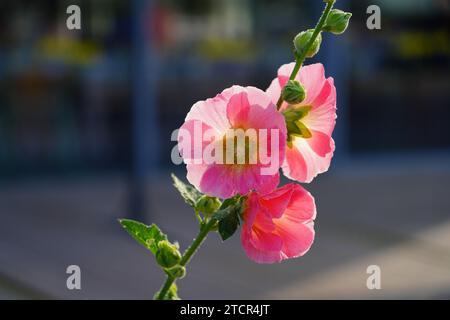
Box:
164, 265, 186, 279
283, 105, 311, 121
283, 106, 313, 141
211, 195, 245, 241
295, 121, 313, 139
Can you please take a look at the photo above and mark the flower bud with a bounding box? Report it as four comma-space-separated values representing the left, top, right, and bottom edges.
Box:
294, 29, 322, 58
323, 9, 351, 35
164, 265, 186, 279
282, 80, 306, 104
196, 195, 221, 215
156, 240, 181, 268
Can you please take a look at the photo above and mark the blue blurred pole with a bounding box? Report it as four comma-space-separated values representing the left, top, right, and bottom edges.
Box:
314, 0, 351, 164
129, 0, 159, 219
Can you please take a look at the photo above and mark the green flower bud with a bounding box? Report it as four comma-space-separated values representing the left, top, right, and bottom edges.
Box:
155, 240, 181, 268
282, 80, 307, 104
323, 9, 351, 35
196, 195, 221, 215
294, 29, 322, 58
164, 265, 186, 279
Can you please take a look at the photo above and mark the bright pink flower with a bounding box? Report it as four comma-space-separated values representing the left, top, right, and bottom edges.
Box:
178, 85, 287, 199
266, 63, 337, 183
241, 183, 316, 263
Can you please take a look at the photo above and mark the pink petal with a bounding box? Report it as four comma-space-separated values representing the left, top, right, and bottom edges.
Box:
230, 86, 286, 133
254, 171, 280, 195
185, 95, 230, 135
307, 130, 333, 157
277, 62, 296, 88
246, 86, 277, 110
250, 226, 283, 252
266, 78, 281, 106
242, 192, 260, 229
283, 184, 317, 221
241, 226, 283, 263
198, 165, 279, 199
303, 78, 337, 136
178, 120, 214, 162
226, 91, 251, 128
240, 183, 316, 264
297, 63, 327, 105
185, 162, 211, 194
259, 184, 295, 218
272, 184, 316, 259
283, 137, 335, 183
253, 209, 277, 233
282, 146, 308, 182
198, 165, 237, 199
275, 219, 315, 258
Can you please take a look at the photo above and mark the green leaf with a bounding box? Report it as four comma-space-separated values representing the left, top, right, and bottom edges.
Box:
211, 195, 244, 241
171, 173, 202, 208
218, 210, 240, 241
119, 219, 167, 254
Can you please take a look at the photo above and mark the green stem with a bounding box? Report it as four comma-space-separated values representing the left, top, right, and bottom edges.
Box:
156, 275, 175, 300
194, 209, 203, 225
155, 218, 216, 300
276, 0, 335, 110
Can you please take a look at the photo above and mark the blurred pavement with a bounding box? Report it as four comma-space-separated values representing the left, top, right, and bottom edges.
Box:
1, 157, 450, 299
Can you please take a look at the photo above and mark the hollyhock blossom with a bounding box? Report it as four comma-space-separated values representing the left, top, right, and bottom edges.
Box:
178, 85, 287, 199
241, 183, 316, 263
266, 63, 337, 183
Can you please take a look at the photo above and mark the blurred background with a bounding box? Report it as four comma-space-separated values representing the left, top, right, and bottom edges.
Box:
1, 0, 450, 299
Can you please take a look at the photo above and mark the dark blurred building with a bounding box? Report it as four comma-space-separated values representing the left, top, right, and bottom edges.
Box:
349, 0, 450, 154
0, 0, 449, 179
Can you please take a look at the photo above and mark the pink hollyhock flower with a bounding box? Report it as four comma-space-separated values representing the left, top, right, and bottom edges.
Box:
241, 183, 316, 263
178, 85, 287, 199
266, 63, 337, 183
